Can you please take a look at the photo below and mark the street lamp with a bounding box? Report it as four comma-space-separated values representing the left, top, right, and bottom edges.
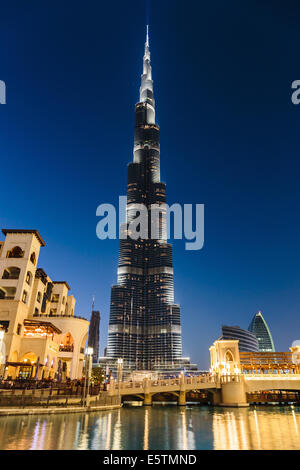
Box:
83, 347, 93, 406
117, 358, 123, 400
0, 329, 5, 378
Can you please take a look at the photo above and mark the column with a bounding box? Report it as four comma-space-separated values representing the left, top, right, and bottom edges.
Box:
178, 390, 186, 406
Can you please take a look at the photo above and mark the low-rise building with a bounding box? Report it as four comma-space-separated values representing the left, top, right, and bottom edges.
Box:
0, 229, 89, 380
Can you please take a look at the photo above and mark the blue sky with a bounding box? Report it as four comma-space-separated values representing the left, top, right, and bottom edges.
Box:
1, 1, 300, 368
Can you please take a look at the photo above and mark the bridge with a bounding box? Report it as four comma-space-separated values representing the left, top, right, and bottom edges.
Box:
107, 339, 300, 407
108, 374, 219, 405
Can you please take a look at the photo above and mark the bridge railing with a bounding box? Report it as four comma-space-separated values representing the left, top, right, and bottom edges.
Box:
110, 375, 217, 392
220, 375, 242, 384
244, 373, 300, 379
217, 372, 300, 385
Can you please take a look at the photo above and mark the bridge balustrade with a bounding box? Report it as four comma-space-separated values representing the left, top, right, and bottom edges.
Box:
220, 375, 241, 384
244, 373, 300, 380
111, 374, 216, 393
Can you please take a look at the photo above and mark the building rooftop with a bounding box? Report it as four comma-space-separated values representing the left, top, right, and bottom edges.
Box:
52, 281, 71, 290
2, 229, 46, 247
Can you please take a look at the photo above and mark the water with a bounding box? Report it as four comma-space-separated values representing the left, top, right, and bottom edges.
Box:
0, 405, 300, 450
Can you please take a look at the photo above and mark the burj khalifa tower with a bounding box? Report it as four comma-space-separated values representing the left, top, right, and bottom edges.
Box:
106, 27, 188, 373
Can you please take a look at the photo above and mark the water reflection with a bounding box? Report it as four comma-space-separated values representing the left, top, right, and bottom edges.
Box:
212, 407, 300, 450
0, 406, 300, 450
143, 408, 149, 450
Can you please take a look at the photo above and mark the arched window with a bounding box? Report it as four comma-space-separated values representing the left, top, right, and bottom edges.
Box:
225, 350, 234, 362
0, 286, 16, 300
2, 267, 20, 279
30, 252, 36, 265
7, 246, 24, 258
37, 291, 42, 303
22, 290, 28, 304
25, 271, 32, 285
34, 308, 39, 317
59, 332, 74, 352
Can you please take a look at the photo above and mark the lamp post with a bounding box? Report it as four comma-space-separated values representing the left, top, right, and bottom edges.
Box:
117, 358, 123, 401
83, 347, 93, 407
0, 330, 5, 379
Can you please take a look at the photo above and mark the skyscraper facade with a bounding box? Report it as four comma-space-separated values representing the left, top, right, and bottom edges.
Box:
106, 28, 184, 372
248, 311, 275, 352
88, 310, 100, 363
221, 325, 259, 352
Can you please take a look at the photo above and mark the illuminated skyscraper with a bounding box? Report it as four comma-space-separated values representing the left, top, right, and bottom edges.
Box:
106, 27, 185, 372
248, 310, 275, 352
88, 309, 100, 363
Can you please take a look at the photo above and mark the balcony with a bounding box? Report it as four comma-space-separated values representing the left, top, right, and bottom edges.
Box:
59, 345, 74, 353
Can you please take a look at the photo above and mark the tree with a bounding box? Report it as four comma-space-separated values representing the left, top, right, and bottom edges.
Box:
91, 366, 105, 385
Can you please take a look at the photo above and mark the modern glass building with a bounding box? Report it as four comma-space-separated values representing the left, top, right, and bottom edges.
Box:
221, 325, 259, 352
88, 310, 100, 364
106, 27, 186, 372
248, 311, 275, 352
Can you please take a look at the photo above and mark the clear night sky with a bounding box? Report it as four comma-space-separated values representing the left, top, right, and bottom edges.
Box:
1, 1, 300, 368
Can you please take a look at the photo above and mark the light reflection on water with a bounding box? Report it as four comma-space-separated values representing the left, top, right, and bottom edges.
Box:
0, 406, 300, 450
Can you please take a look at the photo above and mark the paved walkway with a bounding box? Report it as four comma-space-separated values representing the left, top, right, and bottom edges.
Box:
0, 403, 122, 416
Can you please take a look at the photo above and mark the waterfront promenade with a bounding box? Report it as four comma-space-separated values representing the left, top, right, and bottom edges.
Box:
0, 380, 121, 415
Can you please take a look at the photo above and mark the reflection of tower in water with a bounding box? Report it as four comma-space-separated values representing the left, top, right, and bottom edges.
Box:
143, 408, 149, 450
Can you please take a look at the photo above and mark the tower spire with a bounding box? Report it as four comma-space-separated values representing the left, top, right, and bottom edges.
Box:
139, 25, 155, 123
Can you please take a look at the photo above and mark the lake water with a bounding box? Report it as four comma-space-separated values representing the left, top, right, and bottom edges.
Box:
0, 405, 300, 450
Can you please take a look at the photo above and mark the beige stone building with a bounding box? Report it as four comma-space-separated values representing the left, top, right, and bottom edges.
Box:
0, 229, 89, 380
